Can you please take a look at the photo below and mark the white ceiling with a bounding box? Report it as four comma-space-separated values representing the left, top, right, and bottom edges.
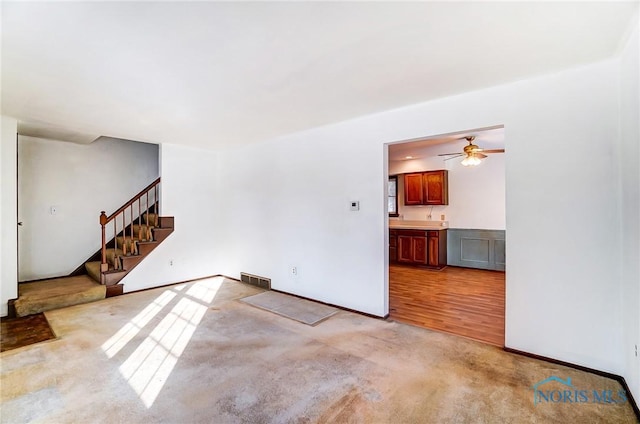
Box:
2, 2, 637, 149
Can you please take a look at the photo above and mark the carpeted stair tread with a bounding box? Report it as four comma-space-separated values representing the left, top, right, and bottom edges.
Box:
145, 213, 159, 227
106, 248, 123, 264
83, 215, 174, 287
132, 225, 153, 241
86, 257, 130, 282
116, 236, 139, 253
14, 276, 106, 317
115, 236, 128, 246
86, 261, 102, 283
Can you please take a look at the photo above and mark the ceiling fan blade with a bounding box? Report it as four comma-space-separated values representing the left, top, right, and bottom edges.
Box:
438, 152, 462, 156
481, 149, 505, 154
475, 153, 488, 159
443, 154, 464, 161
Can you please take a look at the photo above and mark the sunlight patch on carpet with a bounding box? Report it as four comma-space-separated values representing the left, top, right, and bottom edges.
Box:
105, 277, 224, 408
101, 288, 179, 358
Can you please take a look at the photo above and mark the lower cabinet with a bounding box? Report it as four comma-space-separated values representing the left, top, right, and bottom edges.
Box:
397, 231, 427, 264
427, 230, 447, 268
389, 230, 398, 262
390, 228, 447, 269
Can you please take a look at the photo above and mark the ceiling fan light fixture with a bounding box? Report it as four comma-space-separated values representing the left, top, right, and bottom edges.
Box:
438, 134, 504, 165
461, 155, 482, 166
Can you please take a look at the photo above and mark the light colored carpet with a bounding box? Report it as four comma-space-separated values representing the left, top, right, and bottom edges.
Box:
0, 276, 636, 423
14, 275, 106, 317
240, 291, 338, 326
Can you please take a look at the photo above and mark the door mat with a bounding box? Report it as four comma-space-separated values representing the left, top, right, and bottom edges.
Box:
1, 313, 56, 352
240, 291, 338, 326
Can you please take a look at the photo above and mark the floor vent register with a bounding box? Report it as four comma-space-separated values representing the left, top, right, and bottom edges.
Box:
240, 272, 271, 290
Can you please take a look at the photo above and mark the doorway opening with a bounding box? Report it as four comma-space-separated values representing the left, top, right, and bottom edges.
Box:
17, 136, 160, 283
386, 126, 506, 346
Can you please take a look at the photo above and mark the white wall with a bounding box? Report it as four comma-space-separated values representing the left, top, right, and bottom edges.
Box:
17, 136, 158, 281
389, 143, 505, 229
210, 59, 625, 379
214, 130, 386, 316
119, 143, 222, 292
618, 18, 640, 401
1, 116, 18, 317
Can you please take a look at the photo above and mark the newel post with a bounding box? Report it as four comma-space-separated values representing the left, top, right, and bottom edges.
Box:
100, 211, 108, 275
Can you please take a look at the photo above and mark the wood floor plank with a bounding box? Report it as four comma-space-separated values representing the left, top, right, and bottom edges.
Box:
389, 264, 505, 346
0, 313, 56, 352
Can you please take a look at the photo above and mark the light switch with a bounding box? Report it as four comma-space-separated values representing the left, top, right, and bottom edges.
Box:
50, 206, 58, 215
350, 201, 360, 211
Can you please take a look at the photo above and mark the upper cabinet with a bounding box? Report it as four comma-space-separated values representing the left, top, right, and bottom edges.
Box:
404, 173, 424, 205
423, 170, 448, 205
403, 170, 449, 205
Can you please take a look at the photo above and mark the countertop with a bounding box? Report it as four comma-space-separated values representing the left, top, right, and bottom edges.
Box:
389, 220, 448, 230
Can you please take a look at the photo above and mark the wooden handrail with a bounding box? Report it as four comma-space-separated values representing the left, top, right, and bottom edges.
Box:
103, 177, 161, 223
99, 177, 161, 279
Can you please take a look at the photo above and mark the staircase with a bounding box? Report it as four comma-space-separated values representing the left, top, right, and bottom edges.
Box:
84, 178, 174, 296
84, 213, 174, 294
12, 178, 174, 317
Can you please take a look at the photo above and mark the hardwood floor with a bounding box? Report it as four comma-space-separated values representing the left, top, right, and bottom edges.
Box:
0, 313, 56, 352
389, 264, 505, 346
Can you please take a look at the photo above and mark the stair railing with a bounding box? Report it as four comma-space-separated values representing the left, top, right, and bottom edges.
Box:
99, 178, 161, 278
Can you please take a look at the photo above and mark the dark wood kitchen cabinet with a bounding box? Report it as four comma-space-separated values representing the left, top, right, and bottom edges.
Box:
403, 170, 449, 206
404, 173, 425, 205
427, 230, 447, 268
389, 230, 398, 262
390, 228, 447, 269
397, 230, 428, 265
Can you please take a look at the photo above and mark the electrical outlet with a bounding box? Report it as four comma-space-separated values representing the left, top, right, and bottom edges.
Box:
169, 259, 174, 266
291, 266, 297, 276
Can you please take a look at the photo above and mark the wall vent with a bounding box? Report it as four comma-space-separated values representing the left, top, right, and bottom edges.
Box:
240, 272, 271, 290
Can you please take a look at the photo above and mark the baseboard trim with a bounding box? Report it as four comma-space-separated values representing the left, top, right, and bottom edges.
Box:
199, 275, 389, 320
123, 274, 223, 295
504, 347, 640, 421
19, 274, 84, 284
270, 288, 387, 320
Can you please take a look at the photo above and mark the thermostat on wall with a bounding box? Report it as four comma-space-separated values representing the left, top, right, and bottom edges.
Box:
350, 201, 360, 211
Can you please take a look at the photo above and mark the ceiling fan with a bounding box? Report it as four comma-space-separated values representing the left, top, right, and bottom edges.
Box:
438, 136, 504, 166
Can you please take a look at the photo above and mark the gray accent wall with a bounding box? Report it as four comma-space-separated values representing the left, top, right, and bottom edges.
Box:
447, 229, 505, 271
